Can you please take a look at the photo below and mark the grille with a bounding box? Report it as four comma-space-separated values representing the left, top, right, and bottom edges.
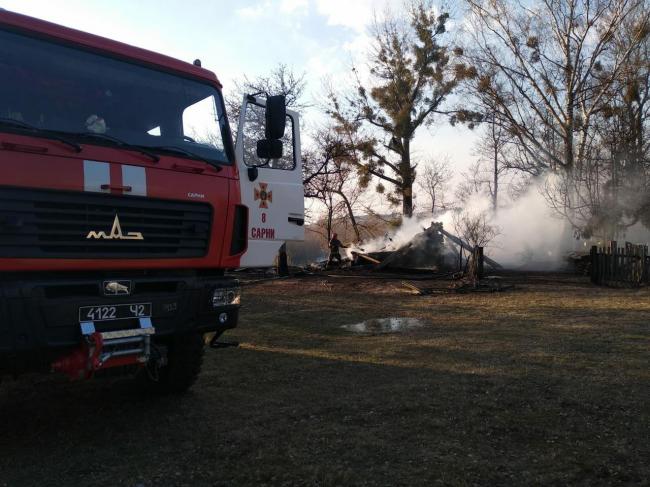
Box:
0, 187, 212, 258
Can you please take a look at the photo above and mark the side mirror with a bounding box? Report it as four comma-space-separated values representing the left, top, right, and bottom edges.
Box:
265, 95, 286, 140
256, 139, 283, 159
247, 166, 258, 182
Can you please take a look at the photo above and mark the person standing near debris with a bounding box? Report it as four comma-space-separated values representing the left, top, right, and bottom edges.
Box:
327, 233, 347, 267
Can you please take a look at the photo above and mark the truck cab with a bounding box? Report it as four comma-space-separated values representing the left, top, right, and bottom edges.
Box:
0, 10, 304, 391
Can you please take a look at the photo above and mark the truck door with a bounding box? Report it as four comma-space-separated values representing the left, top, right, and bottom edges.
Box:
235, 95, 304, 267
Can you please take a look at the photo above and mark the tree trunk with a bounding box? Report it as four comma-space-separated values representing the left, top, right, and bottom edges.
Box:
338, 191, 361, 242
402, 185, 413, 217
401, 139, 413, 217
564, 120, 574, 172
564, 33, 575, 173
635, 103, 644, 167
326, 194, 334, 241
492, 121, 498, 211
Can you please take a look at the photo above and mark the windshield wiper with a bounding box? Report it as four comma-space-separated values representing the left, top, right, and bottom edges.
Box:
0, 118, 82, 153
73, 132, 160, 163
147, 145, 223, 171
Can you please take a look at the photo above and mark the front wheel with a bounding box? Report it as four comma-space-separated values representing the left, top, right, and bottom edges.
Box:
137, 333, 205, 395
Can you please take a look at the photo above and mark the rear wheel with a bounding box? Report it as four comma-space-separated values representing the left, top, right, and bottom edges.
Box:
138, 333, 205, 394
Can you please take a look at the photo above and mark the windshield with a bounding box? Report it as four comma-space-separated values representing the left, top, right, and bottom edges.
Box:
0, 28, 232, 164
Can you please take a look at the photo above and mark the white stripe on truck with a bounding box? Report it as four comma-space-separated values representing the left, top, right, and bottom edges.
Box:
83, 160, 110, 193
122, 165, 147, 196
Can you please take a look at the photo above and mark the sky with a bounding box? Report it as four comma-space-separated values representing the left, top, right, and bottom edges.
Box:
1, 0, 478, 210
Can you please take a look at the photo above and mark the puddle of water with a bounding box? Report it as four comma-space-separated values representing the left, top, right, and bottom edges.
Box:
341, 317, 425, 334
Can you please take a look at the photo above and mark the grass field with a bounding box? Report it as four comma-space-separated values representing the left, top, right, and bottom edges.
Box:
0, 273, 648, 486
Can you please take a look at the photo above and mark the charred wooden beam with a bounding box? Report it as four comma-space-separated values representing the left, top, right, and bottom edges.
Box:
438, 228, 502, 269
352, 252, 382, 265
373, 243, 413, 271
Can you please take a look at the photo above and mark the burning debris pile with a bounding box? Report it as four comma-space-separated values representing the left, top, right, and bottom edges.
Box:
350, 222, 446, 271
233, 220, 515, 294
349, 222, 502, 274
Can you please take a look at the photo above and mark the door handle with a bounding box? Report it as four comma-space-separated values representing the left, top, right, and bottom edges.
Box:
288, 216, 304, 226
1, 141, 49, 153
172, 163, 205, 174
101, 184, 132, 192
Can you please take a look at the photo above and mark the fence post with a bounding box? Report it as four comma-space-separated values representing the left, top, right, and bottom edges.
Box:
476, 246, 484, 279
596, 248, 605, 284
590, 246, 598, 284
610, 241, 617, 284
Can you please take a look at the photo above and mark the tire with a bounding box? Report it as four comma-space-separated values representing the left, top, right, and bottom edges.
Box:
138, 333, 205, 395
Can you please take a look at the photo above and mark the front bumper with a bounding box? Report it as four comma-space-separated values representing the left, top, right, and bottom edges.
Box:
0, 270, 239, 374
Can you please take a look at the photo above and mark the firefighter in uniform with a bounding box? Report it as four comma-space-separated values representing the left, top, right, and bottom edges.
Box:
327, 233, 347, 267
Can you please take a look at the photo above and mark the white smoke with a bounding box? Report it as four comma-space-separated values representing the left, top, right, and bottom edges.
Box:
348, 216, 429, 256
350, 177, 574, 270
615, 221, 650, 247
469, 182, 571, 269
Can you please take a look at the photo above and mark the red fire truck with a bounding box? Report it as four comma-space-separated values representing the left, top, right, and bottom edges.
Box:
0, 10, 304, 392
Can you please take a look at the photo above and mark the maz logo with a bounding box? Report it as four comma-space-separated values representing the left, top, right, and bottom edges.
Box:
86, 215, 144, 241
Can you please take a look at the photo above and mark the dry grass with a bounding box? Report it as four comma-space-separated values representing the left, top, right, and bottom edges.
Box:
0, 273, 648, 486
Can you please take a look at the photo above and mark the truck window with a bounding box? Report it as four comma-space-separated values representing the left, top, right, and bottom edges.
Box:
0, 28, 232, 164
242, 101, 295, 170
182, 95, 225, 153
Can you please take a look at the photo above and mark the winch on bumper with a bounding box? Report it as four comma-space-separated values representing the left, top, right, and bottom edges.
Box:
51, 318, 156, 380
0, 270, 240, 377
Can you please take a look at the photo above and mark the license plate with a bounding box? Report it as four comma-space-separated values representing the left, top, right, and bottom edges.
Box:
79, 303, 152, 322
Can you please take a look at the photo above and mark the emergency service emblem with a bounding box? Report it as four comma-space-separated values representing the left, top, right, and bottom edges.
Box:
254, 182, 273, 209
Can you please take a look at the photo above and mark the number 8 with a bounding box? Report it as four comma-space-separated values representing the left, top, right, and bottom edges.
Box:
262, 213, 266, 223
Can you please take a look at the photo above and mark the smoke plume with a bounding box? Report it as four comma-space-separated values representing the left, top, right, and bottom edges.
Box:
350, 178, 576, 270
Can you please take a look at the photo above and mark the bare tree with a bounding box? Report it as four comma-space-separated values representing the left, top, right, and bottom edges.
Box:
306, 164, 337, 242
593, 10, 650, 236
463, 0, 649, 175
460, 0, 650, 238
473, 106, 510, 210
453, 160, 485, 206
534, 4, 650, 238
417, 157, 452, 213
452, 210, 500, 248
331, 163, 365, 242
303, 128, 369, 242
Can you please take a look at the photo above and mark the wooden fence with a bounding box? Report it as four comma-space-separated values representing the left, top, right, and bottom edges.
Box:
590, 242, 649, 287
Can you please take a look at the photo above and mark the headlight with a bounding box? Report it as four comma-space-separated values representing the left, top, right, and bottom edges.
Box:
212, 286, 241, 307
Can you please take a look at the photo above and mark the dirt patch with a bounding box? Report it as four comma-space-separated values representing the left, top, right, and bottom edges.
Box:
0, 273, 648, 486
